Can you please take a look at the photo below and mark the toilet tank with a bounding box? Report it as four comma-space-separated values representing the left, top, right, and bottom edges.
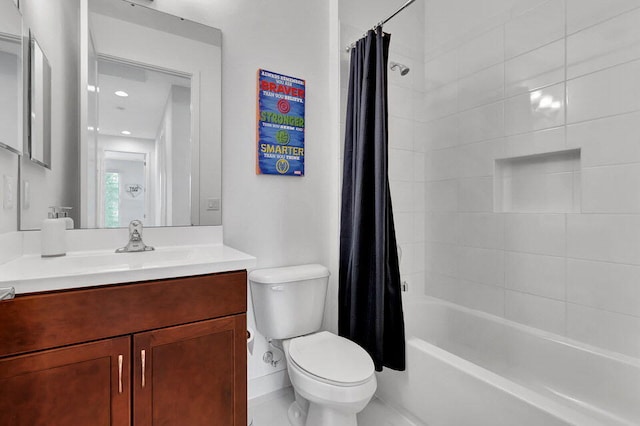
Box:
249, 264, 330, 340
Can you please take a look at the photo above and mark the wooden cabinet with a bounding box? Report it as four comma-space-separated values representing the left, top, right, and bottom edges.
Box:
0, 271, 247, 426
0, 337, 131, 426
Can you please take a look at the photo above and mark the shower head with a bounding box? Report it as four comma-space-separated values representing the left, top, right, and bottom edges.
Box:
390, 61, 410, 76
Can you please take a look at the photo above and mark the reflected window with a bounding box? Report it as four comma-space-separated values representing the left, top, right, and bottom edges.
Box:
104, 172, 120, 228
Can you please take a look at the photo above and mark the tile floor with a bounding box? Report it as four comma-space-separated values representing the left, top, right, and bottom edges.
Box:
249, 387, 423, 426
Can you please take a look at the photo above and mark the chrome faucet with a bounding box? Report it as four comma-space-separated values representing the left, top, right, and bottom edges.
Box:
116, 220, 154, 253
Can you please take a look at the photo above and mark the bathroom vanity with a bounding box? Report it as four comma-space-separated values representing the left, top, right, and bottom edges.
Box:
0, 237, 255, 426
0, 272, 246, 425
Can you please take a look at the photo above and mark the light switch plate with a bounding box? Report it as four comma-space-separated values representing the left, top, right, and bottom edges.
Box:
3, 175, 14, 210
206, 198, 221, 211
23, 180, 30, 209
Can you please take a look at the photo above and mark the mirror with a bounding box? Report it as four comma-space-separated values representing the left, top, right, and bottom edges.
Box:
28, 33, 52, 168
0, 0, 23, 155
80, 0, 222, 229
18, 0, 222, 230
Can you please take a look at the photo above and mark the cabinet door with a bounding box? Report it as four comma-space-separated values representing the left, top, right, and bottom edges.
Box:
133, 314, 247, 426
0, 336, 131, 426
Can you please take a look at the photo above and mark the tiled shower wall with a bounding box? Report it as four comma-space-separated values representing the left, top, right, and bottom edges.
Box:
339, 0, 426, 297
423, 0, 640, 358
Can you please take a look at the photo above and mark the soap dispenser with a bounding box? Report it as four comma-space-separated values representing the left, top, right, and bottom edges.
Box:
41, 207, 71, 257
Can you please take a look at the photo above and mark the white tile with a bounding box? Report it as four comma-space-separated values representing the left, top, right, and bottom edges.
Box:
426, 271, 505, 316
426, 243, 459, 276
567, 259, 640, 318
567, 303, 640, 358
505, 0, 565, 59
505, 251, 565, 300
567, 0, 640, 34
458, 27, 504, 77
413, 152, 426, 182
503, 172, 577, 213
505, 83, 565, 135
413, 182, 426, 213
425, 82, 458, 120
389, 149, 415, 182
399, 243, 416, 276
426, 213, 458, 244
458, 102, 505, 144
457, 139, 506, 178
413, 212, 426, 244
358, 397, 420, 426
426, 179, 458, 212
506, 290, 566, 335
458, 213, 504, 249
505, 213, 566, 256
567, 7, 640, 79
582, 164, 640, 213
458, 246, 505, 287
427, 148, 458, 181
425, 49, 458, 90
414, 122, 429, 153
567, 59, 640, 123
426, 115, 458, 150
505, 127, 566, 158
395, 212, 415, 245
458, 64, 504, 111
389, 84, 415, 120
389, 116, 414, 151
567, 214, 640, 264
458, 177, 494, 212
505, 40, 565, 97
567, 111, 640, 167
390, 180, 414, 213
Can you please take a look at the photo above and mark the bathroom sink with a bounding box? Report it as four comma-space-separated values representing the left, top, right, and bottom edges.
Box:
0, 244, 256, 295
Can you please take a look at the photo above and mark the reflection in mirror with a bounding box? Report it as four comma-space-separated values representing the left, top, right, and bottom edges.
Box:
80, 0, 222, 229
91, 58, 192, 227
0, 0, 23, 155
28, 34, 51, 168
19, 0, 80, 231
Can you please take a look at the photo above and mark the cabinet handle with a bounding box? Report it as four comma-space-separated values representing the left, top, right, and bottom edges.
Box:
118, 355, 123, 394
141, 349, 146, 388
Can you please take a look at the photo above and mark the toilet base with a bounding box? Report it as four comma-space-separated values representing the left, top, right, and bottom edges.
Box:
288, 401, 306, 426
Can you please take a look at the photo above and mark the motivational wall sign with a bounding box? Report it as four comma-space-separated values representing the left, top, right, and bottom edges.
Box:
256, 69, 305, 176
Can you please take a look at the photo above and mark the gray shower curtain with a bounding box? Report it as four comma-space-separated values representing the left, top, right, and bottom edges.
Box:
339, 28, 405, 371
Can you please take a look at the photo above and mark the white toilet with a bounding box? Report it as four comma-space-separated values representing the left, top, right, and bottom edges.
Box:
249, 264, 377, 426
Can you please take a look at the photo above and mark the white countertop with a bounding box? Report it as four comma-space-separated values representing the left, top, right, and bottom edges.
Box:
0, 244, 256, 295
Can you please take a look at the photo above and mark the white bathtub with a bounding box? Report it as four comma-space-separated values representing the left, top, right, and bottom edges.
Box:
376, 297, 640, 426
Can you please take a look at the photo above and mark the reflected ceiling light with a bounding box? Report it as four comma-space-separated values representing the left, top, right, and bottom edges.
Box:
551, 101, 562, 110
87, 126, 95, 131
530, 91, 542, 101
538, 96, 553, 108
87, 85, 99, 92
121, 130, 131, 135
115, 90, 129, 97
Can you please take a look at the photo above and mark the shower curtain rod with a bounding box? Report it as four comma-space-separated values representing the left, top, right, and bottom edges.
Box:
345, 0, 417, 51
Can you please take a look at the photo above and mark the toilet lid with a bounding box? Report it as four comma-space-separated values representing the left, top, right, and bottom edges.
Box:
288, 331, 374, 384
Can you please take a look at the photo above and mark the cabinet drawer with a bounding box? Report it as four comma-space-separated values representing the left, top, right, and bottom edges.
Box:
0, 271, 247, 358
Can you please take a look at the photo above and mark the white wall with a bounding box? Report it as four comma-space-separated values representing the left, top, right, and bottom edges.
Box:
138, 0, 337, 398
19, 0, 80, 230
423, 0, 640, 359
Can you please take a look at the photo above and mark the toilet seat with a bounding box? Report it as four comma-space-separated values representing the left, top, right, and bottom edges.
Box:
288, 331, 375, 386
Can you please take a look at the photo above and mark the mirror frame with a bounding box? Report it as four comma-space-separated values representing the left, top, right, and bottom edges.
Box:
27, 31, 52, 169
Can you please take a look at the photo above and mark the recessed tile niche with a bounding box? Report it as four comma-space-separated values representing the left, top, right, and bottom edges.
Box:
494, 149, 581, 213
